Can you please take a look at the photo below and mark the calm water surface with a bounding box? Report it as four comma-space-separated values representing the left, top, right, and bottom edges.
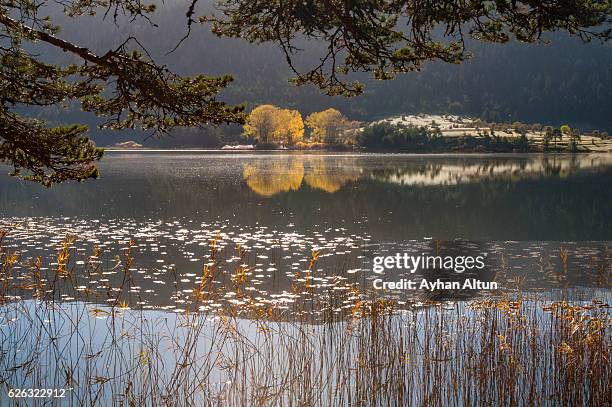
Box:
2, 152, 612, 240
0, 153, 610, 406
1, 152, 611, 308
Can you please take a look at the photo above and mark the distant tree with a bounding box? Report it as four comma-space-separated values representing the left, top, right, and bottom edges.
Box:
244, 105, 304, 145
531, 123, 543, 133
274, 109, 304, 145
543, 126, 554, 150
512, 121, 528, 133
305, 109, 350, 144
553, 128, 563, 149
569, 128, 581, 152
569, 136, 579, 152
358, 122, 431, 150
243, 105, 279, 143
515, 130, 529, 149
560, 124, 572, 137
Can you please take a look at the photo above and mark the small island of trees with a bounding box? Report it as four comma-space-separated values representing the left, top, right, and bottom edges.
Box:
241, 107, 612, 153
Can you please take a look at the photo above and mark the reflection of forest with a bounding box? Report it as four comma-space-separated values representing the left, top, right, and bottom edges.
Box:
242, 154, 612, 195
243, 157, 361, 196
2, 153, 611, 240
370, 154, 612, 186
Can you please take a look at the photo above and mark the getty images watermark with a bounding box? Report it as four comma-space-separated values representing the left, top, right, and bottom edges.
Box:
364, 242, 498, 292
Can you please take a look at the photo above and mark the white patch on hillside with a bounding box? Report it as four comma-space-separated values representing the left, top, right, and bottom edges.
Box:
374, 114, 478, 132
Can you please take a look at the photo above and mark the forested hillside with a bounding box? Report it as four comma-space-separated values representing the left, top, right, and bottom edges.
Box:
29, 2, 612, 147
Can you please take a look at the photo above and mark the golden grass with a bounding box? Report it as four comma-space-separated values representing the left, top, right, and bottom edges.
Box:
0, 231, 609, 406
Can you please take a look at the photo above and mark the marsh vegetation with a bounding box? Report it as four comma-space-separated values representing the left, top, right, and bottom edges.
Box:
0, 229, 609, 406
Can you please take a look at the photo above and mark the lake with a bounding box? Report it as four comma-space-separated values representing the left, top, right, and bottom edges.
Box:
0, 152, 610, 308
2, 152, 612, 239
0, 152, 610, 405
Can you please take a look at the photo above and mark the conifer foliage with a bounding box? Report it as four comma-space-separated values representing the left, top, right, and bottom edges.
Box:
209, 0, 611, 96
0, 1, 244, 186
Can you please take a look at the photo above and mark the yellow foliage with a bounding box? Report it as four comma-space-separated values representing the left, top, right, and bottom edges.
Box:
273, 109, 304, 144
305, 108, 349, 144
57, 235, 76, 277
244, 105, 304, 145
243, 104, 278, 143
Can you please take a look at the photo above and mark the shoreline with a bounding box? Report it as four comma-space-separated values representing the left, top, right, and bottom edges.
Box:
103, 148, 611, 155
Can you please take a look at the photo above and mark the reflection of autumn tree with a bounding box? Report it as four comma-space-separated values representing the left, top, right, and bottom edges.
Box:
304, 158, 361, 193
243, 159, 304, 196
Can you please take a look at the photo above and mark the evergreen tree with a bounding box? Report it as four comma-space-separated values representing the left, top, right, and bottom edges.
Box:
1, 1, 244, 185
209, 1, 611, 95
2, 1, 611, 184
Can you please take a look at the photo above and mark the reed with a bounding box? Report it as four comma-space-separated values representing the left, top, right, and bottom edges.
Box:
0, 231, 609, 406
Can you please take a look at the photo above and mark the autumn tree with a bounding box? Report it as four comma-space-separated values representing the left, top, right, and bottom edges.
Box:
273, 109, 304, 145
560, 124, 572, 138
244, 105, 304, 145
543, 126, 554, 150
305, 109, 351, 145
243, 105, 278, 143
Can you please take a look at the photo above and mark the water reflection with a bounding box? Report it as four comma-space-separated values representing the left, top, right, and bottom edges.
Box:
303, 157, 362, 193
0, 216, 609, 311
242, 156, 362, 196
243, 158, 304, 196
1, 152, 611, 241
368, 154, 612, 186
1, 153, 609, 406
240, 154, 612, 194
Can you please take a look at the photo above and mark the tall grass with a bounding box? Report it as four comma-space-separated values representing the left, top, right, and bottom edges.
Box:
0, 230, 609, 406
